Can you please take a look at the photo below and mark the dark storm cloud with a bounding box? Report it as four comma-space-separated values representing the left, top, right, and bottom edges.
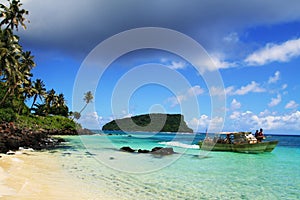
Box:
20, 0, 300, 59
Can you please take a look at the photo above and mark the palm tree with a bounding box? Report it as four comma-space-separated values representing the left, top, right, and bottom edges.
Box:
52, 93, 68, 116
17, 78, 35, 114
44, 89, 56, 115
79, 91, 93, 114
30, 79, 46, 110
0, 1, 31, 106
72, 111, 81, 120
0, 0, 29, 31
0, 49, 34, 106
72, 91, 93, 120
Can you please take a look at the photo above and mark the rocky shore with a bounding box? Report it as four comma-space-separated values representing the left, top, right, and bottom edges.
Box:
0, 122, 94, 154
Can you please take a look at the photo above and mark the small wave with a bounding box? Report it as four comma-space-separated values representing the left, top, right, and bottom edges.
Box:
159, 141, 199, 149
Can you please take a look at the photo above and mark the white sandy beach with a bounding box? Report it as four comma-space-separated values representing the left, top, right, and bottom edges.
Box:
0, 150, 114, 200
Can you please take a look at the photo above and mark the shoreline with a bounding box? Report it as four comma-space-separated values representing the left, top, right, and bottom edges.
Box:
0, 150, 113, 200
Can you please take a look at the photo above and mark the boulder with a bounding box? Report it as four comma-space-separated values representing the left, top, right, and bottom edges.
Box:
138, 149, 150, 153
120, 146, 136, 153
151, 147, 175, 155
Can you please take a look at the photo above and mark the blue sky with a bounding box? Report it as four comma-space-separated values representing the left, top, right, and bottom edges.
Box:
17, 0, 300, 134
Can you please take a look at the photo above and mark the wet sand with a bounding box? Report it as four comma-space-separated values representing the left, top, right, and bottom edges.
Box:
0, 150, 113, 200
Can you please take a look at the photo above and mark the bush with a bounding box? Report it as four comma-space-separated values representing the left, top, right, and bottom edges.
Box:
0, 108, 16, 122
16, 115, 78, 132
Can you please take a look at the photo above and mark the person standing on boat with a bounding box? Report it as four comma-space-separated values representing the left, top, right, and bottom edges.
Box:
257, 128, 264, 142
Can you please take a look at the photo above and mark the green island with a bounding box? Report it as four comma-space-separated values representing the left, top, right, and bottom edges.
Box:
102, 113, 193, 133
0, 1, 93, 153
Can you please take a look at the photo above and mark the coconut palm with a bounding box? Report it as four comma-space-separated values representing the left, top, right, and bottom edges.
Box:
30, 79, 46, 110
0, 0, 30, 106
17, 78, 36, 114
51, 93, 68, 116
44, 89, 57, 115
79, 91, 93, 114
0, 0, 29, 31
72, 111, 81, 120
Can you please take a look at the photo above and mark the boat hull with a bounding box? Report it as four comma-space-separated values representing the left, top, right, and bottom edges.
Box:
265, 140, 279, 152
199, 141, 278, 153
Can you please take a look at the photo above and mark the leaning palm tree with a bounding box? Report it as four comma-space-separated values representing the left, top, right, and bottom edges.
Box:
72, 111, 81, 120
72, 91, 93, 120
79, 91, 93, 114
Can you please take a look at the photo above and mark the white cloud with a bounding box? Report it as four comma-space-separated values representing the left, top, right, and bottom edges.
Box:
210, 86, 233, 96
78, 112, 102, 129
223, 32, 239, 43
210, 54, 237, 70
230, 81, 265, 96
245, 38, 300, 66
210, 81, 265, 97
189, 115, 224, 132
281, 84, 288, 90
187, 85, 205, 96
166, 61, 187, 70
228, 110, 300, 131
200, 54, 237, 72
268, 94, 281, 107
268, 71, 280, 84
167, 85, 204, 107
285, 100, 299, 109
231, 99, 241, 110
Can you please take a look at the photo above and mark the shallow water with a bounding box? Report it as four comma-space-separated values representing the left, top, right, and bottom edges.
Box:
55, 132, 300, 199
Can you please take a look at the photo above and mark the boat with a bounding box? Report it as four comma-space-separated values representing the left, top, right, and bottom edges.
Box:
199, 132, 278, 153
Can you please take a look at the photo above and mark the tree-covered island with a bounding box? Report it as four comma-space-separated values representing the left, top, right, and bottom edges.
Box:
102, 113, 193, 133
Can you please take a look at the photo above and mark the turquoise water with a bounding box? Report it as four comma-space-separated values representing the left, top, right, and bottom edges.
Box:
55, 132, 300, 200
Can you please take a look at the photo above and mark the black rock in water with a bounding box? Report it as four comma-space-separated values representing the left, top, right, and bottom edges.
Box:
138, 149, 150, 153
151, 147, 175, 155
120, 146, 136, 153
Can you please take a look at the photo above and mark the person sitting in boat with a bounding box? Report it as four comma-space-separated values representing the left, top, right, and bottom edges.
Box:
255, 130, 259, 138
224, 134, 231, 144
256, 128, 264, 142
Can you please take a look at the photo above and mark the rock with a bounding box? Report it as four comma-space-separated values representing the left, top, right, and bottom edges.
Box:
151, 147, 175, 155
151, 147, 163, 152
138, 149, 150, 153
0, 122, 66, 154
120, 146, 136, 153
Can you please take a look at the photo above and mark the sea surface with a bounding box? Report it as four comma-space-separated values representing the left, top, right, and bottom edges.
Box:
53, 132, 300, 200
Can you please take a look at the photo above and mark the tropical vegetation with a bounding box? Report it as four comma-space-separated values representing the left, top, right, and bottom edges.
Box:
0, 0, 86, 132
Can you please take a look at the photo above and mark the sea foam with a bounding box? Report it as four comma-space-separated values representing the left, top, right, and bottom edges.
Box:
159, 141, 199, 149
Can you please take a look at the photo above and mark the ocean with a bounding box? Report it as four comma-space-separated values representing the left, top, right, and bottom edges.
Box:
53, 132, 300, 200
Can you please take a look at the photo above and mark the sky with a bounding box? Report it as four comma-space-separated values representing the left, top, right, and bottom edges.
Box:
14, 0, 300, 134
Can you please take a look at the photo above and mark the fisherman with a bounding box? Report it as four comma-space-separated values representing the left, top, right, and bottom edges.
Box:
256, 128, 264, 142
255, 130, 259, 138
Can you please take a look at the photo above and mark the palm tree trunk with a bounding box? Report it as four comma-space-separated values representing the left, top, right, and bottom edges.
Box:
0, 87, 12, 106
30, 95, 37, 110
79, 103, 88, 115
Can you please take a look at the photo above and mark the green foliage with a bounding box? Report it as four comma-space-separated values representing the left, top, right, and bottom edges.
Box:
102, 113, 193, 133
0, 1, 71, 119
0, 108, 16, 122
16, 115, 78, 131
